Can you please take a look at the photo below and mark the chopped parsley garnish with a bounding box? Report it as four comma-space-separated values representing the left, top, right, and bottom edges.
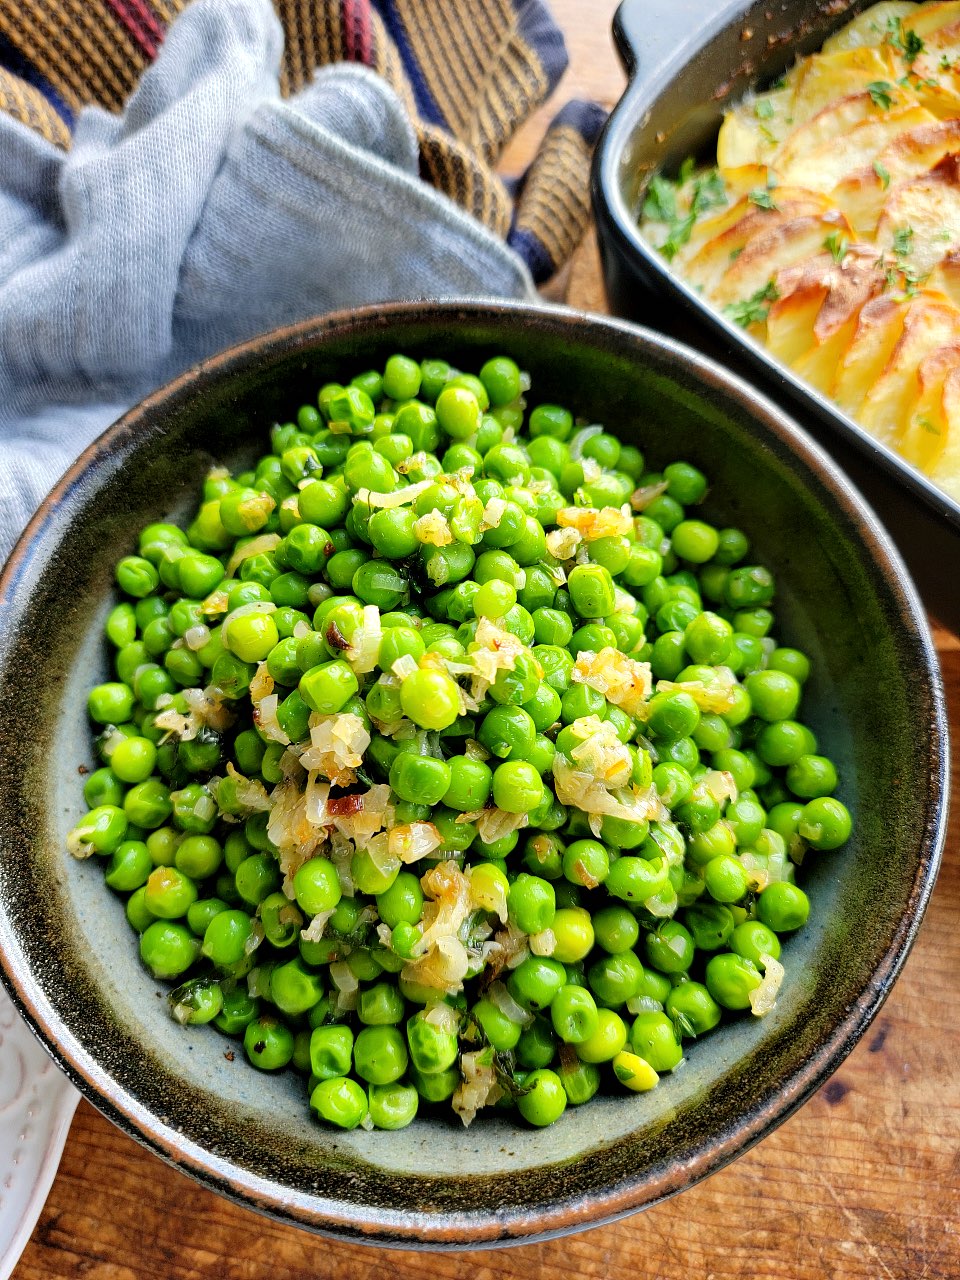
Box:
724, 280, 780, 328
653, 164, 729, 260
824, 232, 849, 264
940, 53, 957, 71
748, 188, 778, 211
693, 169, 728, 214
916, 416, 941, 436
642, 175, 677, 224
873, 160, 891, 189
886, 16, 924, 64
893, 226, 914, 257
754, 99, 775, 120
769, 74, 787, 91
867, 81, 895, 109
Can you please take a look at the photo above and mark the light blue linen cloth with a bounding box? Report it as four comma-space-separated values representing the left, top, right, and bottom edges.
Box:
0, 0, 534, 559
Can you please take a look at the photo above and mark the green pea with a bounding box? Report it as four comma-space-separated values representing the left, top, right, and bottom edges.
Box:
705, 953, 762, 1010
104, 840, 152, 892
139, 920, 199, 979
68, 804, 129, 857
798, 796, 852, 850
353, 1025, 408, 1085
244, 1015, 295, 1070
551, 984, 599, 1044
757, 882, 811, 931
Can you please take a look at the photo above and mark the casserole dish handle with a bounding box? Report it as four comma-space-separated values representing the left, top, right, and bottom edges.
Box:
613, 0, 755, 81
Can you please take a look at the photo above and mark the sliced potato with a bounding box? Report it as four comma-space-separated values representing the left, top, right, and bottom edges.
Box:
832, 116, 960, 233
713, 213, 854, 305
790, 48, 898, 124
794, 315, 863, 391
875, 155, 960, 274
718, 89, 796, 171
876, 116, 960, 182
859, 295, 960, 442
778, 104, 935, 190
927, 249, 960, 304
813, 247, 888, 338
909, 16, 960, 76
904, 0, 960, 38
775, 92, 886, 171
774, 247, 886, 387
929, 363, 960, 497
766, 289, 825, 362
831, 295, 909, 414
831, 166, 893, 234
821, 1, 918, 53
680, 194, 831, 294
772, 243, 884, 327
898, 342, 960, 468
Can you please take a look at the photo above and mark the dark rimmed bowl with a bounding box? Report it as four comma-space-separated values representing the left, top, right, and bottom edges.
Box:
591, 0, 960, 631
0, 301, 946, 1248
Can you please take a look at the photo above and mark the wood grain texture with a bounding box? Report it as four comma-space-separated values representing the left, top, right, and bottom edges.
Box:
15, 3, 960, 1277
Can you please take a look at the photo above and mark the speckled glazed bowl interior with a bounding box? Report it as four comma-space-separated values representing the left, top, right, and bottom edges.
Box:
0, 302, 946, 1248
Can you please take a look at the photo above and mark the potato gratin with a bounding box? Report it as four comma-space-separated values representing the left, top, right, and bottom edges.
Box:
640, 0, 960, 501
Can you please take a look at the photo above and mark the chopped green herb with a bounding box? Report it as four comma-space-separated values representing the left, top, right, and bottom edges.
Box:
893, 226, 914, 257
729, 246, 744, 261
940, 53, 957, 71
916, 416, 941, 436
691, 169, 727, 216
653, 165, 728, 261
642, 176, 677, 224
758, 124, 778, 146
823, 232, 849, 264
678, 156, 696, 185
886, 16, 924, 64
867, 81, 895, 110
770, 74, 787, 91
723, 280, 780, 328
754, 99, 775, 120
873, 160, 891, 189
748, 188, 778, 211
660, 215, 696, 261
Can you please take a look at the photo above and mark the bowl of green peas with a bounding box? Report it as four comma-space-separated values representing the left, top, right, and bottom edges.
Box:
0, 300, 946, 1247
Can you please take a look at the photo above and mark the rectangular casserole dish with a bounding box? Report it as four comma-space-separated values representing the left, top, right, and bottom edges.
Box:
592, 0, 960, 628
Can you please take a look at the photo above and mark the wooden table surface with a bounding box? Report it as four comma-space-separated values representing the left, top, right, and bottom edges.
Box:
15, 3, 960, 1278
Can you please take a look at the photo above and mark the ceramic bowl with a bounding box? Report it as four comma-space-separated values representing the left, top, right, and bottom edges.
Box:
0, 301, 946, 1248
591, 0, 960, 631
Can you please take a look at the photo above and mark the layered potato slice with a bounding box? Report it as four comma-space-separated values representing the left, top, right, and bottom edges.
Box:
858, 294, 960, 442
787, 47, 896, 121
717, 90, 796, 170
928, 365, 960, 484
874, 154, 960, 274
677, 190, 832, 295
639, 0, 960, 502
830, 296, 912, 416
777, 103, 935, 192
821, 1, 919, 52
767, 247, 887, 383
713, 214, 854, 306
898, 342, 960, 467
833, 117, 960, 233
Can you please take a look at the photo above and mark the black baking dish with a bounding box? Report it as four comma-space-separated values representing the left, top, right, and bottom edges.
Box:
592, 0, 960, 629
